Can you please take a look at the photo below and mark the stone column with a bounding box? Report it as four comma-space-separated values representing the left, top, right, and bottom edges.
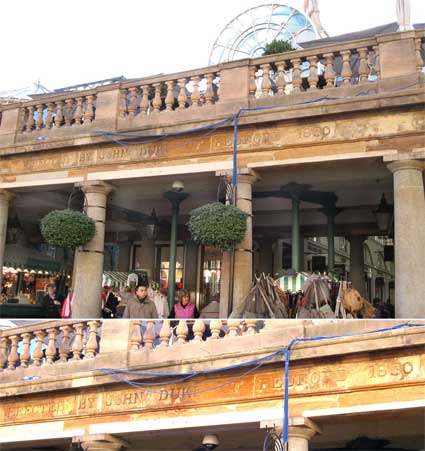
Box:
0, 190, 14, 290
349, 235, 366, 298
232, 169, 259, 315
388, 159, 425, 318
72, 181, 113, 318
260, 417, 321, 451
75, 434, 128, 451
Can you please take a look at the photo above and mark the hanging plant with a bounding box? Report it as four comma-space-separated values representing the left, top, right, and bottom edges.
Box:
187, 202, 248, 250
40, 209, 96, 249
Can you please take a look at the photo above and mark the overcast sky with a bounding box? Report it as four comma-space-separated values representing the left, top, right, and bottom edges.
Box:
1, 0, 423, 91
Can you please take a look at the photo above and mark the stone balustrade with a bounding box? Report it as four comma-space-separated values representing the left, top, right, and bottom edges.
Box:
0, 320, 101, 371
0, 319, 262, 372
21, 92, 97, 132
249, 38, 381, 97
0, 30, 423, 146
119, 69, 220, 118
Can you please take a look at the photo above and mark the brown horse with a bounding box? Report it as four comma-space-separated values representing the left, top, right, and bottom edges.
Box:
342, 288, 376, 318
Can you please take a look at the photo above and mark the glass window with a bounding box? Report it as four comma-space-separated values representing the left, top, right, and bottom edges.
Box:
159, 246, 184, 291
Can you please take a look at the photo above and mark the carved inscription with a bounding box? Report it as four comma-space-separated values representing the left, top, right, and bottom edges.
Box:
0, 354, 424, 426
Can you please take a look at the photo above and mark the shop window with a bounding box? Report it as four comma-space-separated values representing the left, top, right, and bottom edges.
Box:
202, 247, 222, 304
159, 245, 184, 290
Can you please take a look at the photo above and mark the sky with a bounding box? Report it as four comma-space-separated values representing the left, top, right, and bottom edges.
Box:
1, 0, 424, 92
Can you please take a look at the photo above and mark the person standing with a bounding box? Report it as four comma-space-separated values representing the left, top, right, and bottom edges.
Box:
41, 284, 62, 318
122, 284, 158, 318
169, 289, 199, 319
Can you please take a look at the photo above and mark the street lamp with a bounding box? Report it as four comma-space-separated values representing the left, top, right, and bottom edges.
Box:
164, 181, 188, 311
373, 194, 393, 234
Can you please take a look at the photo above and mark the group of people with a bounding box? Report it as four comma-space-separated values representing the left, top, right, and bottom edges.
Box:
117, 284, 200, 319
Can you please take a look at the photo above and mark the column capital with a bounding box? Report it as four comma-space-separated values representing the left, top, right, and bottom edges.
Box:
387, 159, 425, 174
215, 167, 261, 185
75, 433, 128, 451
0, 189, 15, 202
75, 180, 114, 195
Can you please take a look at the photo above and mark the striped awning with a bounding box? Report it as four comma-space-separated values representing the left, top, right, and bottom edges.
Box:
276, 273, 308, 292
102, 272, 129, 289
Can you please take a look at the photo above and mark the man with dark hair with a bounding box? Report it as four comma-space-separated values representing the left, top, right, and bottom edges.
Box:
122, 284, 158, 318
41, 284, 62, 318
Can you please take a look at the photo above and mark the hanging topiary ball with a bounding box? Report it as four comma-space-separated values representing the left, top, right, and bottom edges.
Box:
187, 202, 248, 250
40, 209, 96, 249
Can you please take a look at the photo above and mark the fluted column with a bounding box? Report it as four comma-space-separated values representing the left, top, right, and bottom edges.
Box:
72, 181, 113, 318
388, 159, 425, 318
0, 190, 14, 290
349, 235, 366, 298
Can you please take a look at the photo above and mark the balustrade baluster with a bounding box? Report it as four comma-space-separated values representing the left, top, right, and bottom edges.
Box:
0, 337, 8, 371
227, 319, 240, 337
35, 104, 44, 130
45, 328, 58, 364
20, 332, 32, 367
357, 47, 369, 82
323, 53, 336, 88
260, 64, 271, 97
26, 106, 35, 131
85, 321, 99, 358
176, 320, 188, 344
140, 85, 150, 114
307, 56, 319, 90
177, 78, 188, 109
55, 101, 64, 127
209, 320, 222, 340
340, 50, 353, 85
7, 335, 20, 370
72, 323, 84, 360
118, 89, 128, 117
276, 62, 286, 95
245, 319, 257, 335
159, 320, 171, 347
372, 45, 380, 79
191, 76, 201, 107
59, 325, 73, 362
128, 87, 139, 118
45, 103, 54, 128
249, 66, 258, 98
84, 95, 95, 123
193, 320, 205, 341
290, 59, 302, 93
64, 99, 74, 126
32, 330, 46, 366
165, 80, 175, 111
144, 321, 156, 349
74, 97, 84, 124
152, 83, 162, 113
204, 73, 215, 105
130, 320, 142, 350
415, 39, 424, 72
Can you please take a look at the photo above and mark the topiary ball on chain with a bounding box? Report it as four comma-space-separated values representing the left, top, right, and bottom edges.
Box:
40, 209, 96, 249
187, 202, 248, 250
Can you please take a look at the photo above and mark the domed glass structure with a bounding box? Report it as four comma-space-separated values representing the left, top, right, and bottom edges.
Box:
209, 3, 318, 65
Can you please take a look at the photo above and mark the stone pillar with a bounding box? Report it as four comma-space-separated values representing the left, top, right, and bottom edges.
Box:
232, 170, 259, 315
287, 425, 317, 451
72, 181, 113, 318
260, 417, 321, 451
0, 190, 14, 290
388, 159, 425, 318
75, 434, 128, 451
349, 235, 366, 298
